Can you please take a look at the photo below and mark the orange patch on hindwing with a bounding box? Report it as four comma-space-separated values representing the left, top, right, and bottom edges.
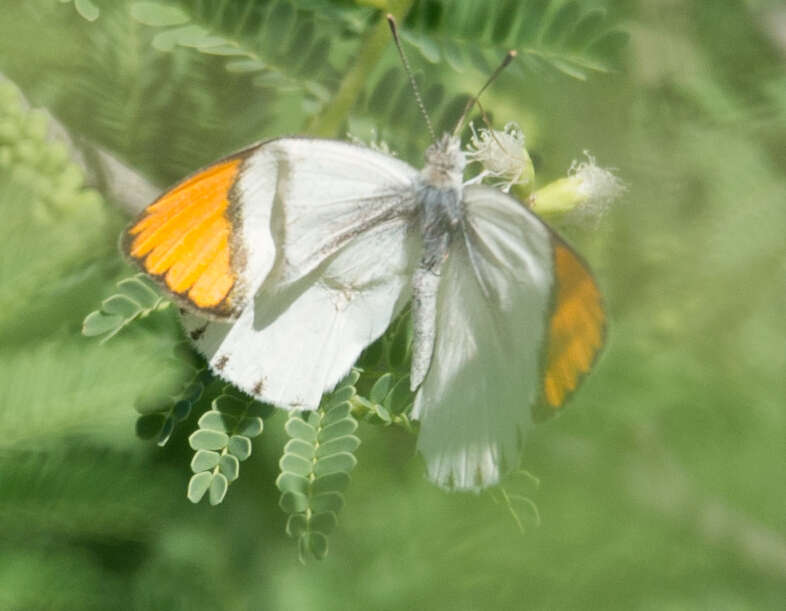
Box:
537, 242, 605, 418
126, 158, 242, 314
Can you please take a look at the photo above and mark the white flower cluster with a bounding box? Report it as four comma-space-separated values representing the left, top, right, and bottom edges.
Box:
464, 122, 533, 193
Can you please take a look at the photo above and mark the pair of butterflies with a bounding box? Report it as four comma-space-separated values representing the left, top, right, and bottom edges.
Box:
123, 101, 605, 493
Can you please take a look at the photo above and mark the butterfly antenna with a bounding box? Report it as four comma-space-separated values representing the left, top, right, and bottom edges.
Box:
475, 99, 494, 132
387, 14, 437, 143
475, 98, 507, 151
452, 50, 517, 137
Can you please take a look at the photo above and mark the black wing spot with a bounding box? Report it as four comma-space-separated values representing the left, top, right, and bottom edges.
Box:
214, 355, 229, 371
252, 377, 266, 395
190, 324, 208, 341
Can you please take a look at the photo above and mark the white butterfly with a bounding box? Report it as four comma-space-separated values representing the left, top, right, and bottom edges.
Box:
123, 37, 605, 491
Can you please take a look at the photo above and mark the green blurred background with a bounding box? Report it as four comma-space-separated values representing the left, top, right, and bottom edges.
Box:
1, 1, 784, 609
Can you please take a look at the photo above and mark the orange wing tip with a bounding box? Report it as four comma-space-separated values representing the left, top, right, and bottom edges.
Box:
535, 241, 606, 421
123, 157, 244, 316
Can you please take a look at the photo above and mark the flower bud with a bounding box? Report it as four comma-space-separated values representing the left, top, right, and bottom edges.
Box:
530, 152, 624, 222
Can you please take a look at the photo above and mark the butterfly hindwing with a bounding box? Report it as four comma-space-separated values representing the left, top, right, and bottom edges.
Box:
184, 217, 418, 408
534, 235, 606, 421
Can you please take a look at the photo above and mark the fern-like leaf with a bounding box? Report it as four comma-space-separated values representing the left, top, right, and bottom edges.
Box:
82, 274, 170, 342
187, 391, 270, 505
352, 310, 416, 430
128, 0, 344, 106
135, 349, 211, 446
276, 371, 361, 562
402, 0, 628, 80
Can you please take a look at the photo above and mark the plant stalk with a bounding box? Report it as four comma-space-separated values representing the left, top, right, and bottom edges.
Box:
306, 0, 416, 137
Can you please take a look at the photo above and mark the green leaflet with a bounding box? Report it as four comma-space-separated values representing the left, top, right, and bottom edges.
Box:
353, 312, 417, 430
276, 373, 361, 563
59, 0, 100, 22
186, 390, 270, 505
129, 2, 189, 27
133, 345, 211, 447
81, 274, 170, 343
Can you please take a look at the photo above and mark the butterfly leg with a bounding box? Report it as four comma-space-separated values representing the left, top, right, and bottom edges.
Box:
411, 183, 462, 391
410, 263, 441, 391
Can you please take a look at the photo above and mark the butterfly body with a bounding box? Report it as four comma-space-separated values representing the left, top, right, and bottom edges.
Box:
125, 134, 605, 490
411, 134, 467, 389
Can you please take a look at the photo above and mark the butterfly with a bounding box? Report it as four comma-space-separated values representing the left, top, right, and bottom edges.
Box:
122, 28, 605, 491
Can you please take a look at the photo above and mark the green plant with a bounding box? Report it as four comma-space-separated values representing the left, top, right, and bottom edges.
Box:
188, 392, 271, 505
63, 0, 628, 559
277, 372, 361, 563
2, 1, 785, 607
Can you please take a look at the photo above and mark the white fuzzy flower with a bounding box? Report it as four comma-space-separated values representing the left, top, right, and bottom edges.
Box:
464, 122, 533, 193
530, 151, 625, 223
565, 151, 625, 223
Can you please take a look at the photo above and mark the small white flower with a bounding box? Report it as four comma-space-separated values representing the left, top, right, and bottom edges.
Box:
464, 122, 533, 193
528, 151, 625, 223
565, 151, 625, 223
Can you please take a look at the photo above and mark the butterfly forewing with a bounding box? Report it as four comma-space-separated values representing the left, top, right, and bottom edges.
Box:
179, 139, 420, 407
240, 138, 420, 286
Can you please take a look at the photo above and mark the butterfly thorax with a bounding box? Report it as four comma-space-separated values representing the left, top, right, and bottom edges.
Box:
416, 134, 466, 270
420, 133, 465, 191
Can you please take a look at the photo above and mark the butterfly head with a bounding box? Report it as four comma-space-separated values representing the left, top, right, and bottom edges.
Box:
422, 133, 466, 191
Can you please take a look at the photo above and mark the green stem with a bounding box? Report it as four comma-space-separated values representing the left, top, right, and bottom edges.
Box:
305, 0, 416, 137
